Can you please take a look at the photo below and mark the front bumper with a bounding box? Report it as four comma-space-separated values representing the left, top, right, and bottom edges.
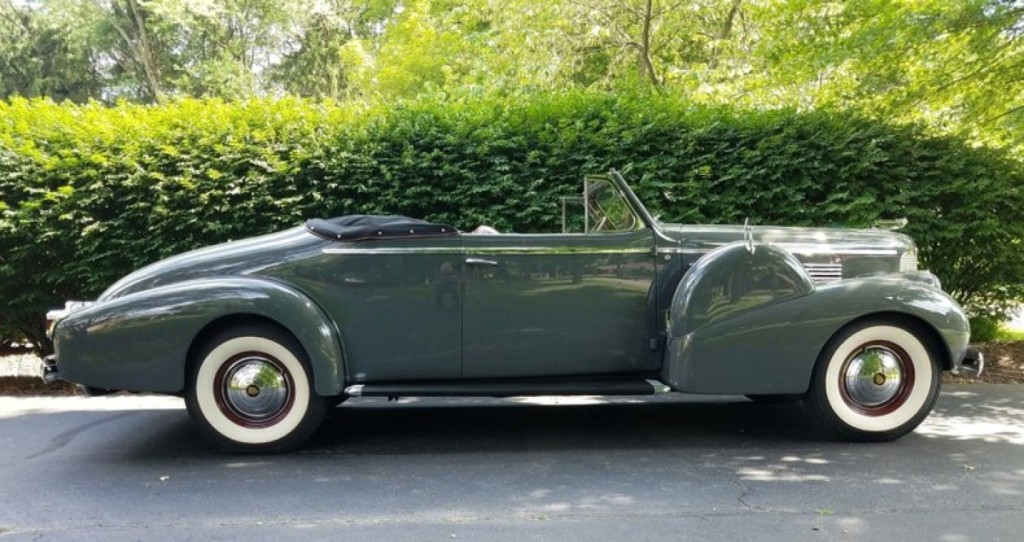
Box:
42, 355, 63, 384
953, 347, 985, 377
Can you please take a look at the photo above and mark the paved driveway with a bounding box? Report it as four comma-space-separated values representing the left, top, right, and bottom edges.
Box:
0, 385, 1021, 541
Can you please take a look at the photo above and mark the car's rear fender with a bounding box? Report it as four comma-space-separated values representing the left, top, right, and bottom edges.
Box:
662, 243, 970, 394
52, 277, 347, 396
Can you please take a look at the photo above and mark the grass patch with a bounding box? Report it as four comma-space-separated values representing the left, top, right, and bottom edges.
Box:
994, 326, 1024, 342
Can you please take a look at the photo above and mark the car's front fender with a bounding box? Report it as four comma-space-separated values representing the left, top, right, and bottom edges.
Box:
52, 277, 347, 396
662, 243, 970, 395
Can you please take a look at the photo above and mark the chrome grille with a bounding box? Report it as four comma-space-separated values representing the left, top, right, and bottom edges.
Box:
804, 262, 843, 284
899, 250, 918, 272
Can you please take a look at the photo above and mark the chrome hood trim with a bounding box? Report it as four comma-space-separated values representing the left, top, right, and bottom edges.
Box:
657, 223, 913, 255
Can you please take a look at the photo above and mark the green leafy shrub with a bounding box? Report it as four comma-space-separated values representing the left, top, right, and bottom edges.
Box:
2, 92, 1023, 353
968, 315, 1002, 343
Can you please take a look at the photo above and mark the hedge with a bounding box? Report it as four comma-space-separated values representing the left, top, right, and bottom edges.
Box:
2, 92, 1023, 352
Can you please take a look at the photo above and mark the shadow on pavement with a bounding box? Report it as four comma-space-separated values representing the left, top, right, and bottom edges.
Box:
303, 399, 821, 455
96, 398, 819, 460
7, 385, 1022, 464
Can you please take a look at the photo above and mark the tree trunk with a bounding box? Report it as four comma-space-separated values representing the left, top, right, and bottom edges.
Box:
639, 0, 661, 85
101, 0, 162, 102
709, 0, 743, 70
126, 0, 162, 102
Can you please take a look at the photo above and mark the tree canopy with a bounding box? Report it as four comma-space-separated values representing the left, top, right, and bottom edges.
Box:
1, 1, 1021, 152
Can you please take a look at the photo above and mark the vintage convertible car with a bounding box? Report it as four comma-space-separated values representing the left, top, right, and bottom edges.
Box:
46, 171, 983, 452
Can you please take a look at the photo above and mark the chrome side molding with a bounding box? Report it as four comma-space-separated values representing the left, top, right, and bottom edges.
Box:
645, 379, 672, 394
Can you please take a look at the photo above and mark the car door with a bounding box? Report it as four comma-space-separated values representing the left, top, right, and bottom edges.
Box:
460, 228, 658, 378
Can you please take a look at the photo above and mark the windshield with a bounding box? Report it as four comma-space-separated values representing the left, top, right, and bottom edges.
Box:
585, 178, 640, 233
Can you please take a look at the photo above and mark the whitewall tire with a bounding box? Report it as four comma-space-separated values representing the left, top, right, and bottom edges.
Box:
185, 325, 328, 453
805, 319, 941, 441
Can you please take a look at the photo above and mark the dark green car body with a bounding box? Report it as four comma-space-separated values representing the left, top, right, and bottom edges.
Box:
47, 171, 975, 449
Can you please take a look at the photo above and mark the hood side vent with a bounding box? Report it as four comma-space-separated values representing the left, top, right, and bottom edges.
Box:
803, 262, 843, 284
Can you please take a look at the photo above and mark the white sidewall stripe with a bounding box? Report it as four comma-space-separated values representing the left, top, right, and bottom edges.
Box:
195, 336, 311, 445
823, 325, 934, 432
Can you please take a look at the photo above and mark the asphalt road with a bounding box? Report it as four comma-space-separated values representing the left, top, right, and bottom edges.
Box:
1, 385, 1021, 541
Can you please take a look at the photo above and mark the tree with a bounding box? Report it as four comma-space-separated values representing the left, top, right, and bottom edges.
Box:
0, 1, 103, 102
567, 0, 752, 89
100, 0, 166, 101
270, 1, 396, 99
1, 0, 1021, 150
713, 0, 1024, 152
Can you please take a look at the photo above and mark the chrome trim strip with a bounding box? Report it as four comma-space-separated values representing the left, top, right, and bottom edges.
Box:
784, 247, 898, 256
345, 384, 365, 397
467, 247, 650, 255
655, 246, 898, 256
324, 247, 652, 256
656, 247, 707, 255
323, 247, 463, 255
645, 379, 672, 394
324, 243, 896, 258
464, 257, 500, 266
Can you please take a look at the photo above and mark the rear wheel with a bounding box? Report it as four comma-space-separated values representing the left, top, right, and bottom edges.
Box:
805, 319, 940, 441
185, 324, 328, 453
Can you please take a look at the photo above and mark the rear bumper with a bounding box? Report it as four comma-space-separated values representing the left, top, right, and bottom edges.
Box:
953, 347, 985, 377
46, 300, 94, 339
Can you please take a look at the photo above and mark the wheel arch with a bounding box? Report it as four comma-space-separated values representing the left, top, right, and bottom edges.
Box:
187, 314, 299, 373
819, 311, 953, 376
186, 308, 347, 399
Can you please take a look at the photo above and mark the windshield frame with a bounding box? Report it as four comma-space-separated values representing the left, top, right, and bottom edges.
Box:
582, 170, 659, 234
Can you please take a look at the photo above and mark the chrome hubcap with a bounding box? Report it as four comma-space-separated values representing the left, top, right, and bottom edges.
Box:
843, 347, 904, 408
223, 357, 290, 422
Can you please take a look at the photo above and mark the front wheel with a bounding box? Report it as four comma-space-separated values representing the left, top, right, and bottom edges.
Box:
805, 319, 941, 441
185, 324, 329, 453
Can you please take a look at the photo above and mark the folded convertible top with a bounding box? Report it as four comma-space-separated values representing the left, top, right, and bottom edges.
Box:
305, 215, 459, 241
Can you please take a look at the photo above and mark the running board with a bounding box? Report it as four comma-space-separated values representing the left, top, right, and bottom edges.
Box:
345, 378, 671, 398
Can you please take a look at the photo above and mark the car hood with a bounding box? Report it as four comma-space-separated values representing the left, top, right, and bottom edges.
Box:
98, 227, 325, 301
657, 223, 914, 255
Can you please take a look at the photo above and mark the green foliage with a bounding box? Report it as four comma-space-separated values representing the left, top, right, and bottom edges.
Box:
2, 92, 1023, 353
0, 1, 103, 102
730, 0, 1024, 154
2, 1, 1020, 156
969, 315, 1003, 343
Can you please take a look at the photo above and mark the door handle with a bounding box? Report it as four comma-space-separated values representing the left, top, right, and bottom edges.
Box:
464, 258, 499, 266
